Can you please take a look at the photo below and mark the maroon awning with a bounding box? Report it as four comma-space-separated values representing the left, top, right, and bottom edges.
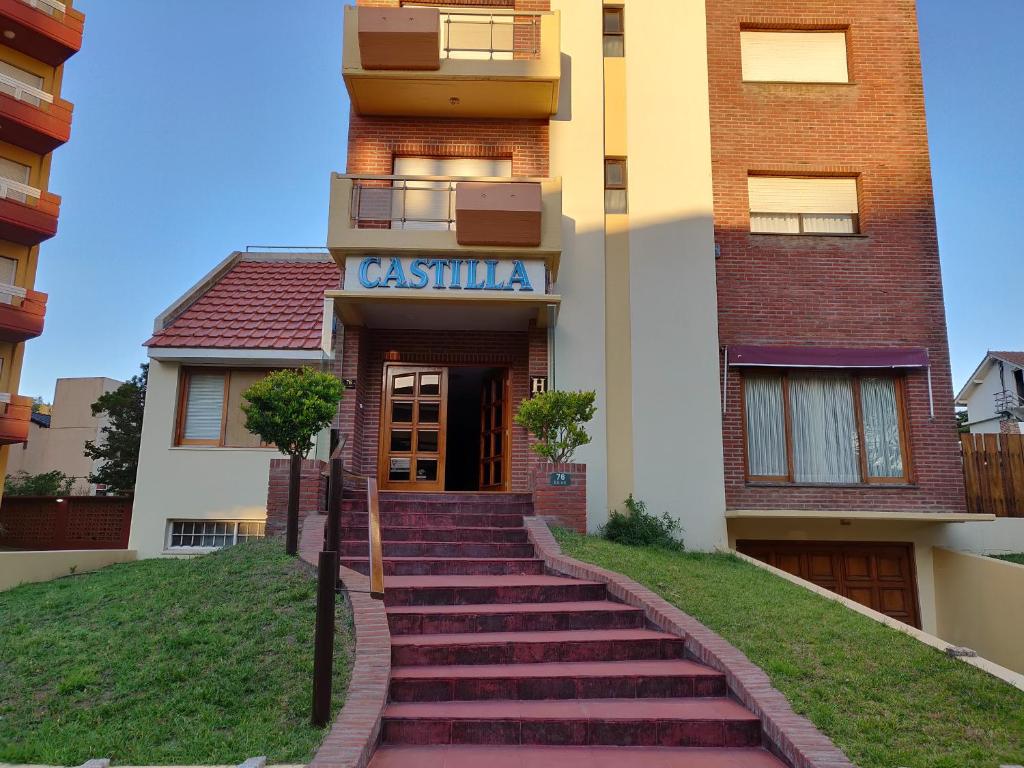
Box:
726, 345, 929, 369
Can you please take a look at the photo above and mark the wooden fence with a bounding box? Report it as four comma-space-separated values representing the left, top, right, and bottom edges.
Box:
0, 496, 133, 550
961, 433, 1024, 517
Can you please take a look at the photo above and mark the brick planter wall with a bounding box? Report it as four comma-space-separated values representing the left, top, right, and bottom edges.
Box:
531, 462, 586, 533
266, 458, 328, 537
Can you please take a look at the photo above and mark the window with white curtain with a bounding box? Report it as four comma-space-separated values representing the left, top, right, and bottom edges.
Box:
743, 371, 909, 484
176, 368, 273, 447
748, 176, 860, 235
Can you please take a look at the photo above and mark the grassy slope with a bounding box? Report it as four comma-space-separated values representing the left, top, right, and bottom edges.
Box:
993, 553, 1024, 566
553, 529, 1024, 768
0, 540, 353, 765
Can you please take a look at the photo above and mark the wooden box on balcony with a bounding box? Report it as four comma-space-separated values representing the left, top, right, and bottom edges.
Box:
358, 7, 440, 71
456, 182, 543, 248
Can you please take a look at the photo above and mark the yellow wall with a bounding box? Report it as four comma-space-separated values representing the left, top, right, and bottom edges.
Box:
0, 549, 136, 592
933, 548, 1024, 674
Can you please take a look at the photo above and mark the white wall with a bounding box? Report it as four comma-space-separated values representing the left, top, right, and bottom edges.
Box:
623, 0, 727, 551
129, 360, 279, 558
937, 518, 1024, 557
963, 358, 1022, 433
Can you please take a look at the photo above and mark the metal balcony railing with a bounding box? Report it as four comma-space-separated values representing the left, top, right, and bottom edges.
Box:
995, 389, 1024, 418
0, 71, 53, 107
437, 10, 545, 61
0, 176, 41, 205
18, 0, 66, 16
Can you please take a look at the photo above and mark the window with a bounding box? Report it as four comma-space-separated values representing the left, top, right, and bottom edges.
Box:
0, 256, 16, 289
740, 30, 849, 84
605, 157, 628, 214
603, 6, 624, 57
0, 60, 45, 106
167, 520, 266, 550
176, 368, 272, 448
744, 371, 910, 484
748, 176, 859, 235
0, 157, 31, 203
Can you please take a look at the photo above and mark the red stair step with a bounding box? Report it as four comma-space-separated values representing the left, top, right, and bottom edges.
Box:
382, 575, 606, 607
389, 659, 727, 701
387, 601, 645, 635
390, 629, 688, 666
340, 541, 536, 558
342, 511, 527, 528
341, 557, 546, 576
381, 698, 762, 747
342, 525, 528, 543
369, 745, 787, 768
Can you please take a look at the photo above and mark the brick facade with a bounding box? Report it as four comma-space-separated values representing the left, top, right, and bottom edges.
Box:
708, 1, 966, 513
531, 462, 586, 533
266, 458, 328, 536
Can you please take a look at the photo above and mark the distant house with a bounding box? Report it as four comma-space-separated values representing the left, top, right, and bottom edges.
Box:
956, 352, 1024, 434
5, 377, 123, 494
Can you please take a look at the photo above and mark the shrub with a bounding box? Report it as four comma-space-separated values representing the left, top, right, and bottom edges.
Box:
514, 389, 597, 463
600, 495, 684, 550
4, 470, 78, 497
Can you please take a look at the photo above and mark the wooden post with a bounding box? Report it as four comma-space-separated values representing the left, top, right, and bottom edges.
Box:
286, 454, 301, 555
311, 549, 337, 727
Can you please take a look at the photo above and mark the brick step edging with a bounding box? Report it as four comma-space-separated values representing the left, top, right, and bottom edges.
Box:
522, 517, 854, 768
299, 515, 391, 768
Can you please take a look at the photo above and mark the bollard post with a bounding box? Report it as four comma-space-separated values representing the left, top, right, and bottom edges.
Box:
312, 549, 337, 727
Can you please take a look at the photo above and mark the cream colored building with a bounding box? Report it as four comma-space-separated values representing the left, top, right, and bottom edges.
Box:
5, 376, 121, 494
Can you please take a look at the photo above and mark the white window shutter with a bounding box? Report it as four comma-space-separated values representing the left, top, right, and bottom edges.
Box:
183, 373, 225, 441
748, 177, 859, 215
741, 31, 849, 84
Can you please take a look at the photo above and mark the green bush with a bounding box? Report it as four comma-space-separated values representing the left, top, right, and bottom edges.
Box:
4, 470, 78, 497
600, 495, 684, 550
514, 389, 597, 463
242, 367, 344, 457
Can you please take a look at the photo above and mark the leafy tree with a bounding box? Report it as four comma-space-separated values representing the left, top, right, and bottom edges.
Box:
4, 470, 77, 497
242, 368, 344, 555
514, 389, 597, 464
83, 364, 148, 494
956, 410, 970, 434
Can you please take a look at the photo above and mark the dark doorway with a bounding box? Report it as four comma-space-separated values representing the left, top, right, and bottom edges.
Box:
445, 367, 506, 491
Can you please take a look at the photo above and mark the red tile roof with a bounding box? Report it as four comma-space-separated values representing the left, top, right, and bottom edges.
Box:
992, 351, 1024, 367
146, 258, 340, 350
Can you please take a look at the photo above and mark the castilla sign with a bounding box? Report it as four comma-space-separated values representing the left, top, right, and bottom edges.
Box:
344, 256, 546, 295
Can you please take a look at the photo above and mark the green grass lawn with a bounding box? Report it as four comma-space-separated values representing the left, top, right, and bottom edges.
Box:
0, 539, 353, 765
553, 528, 1024, 768
992, 553, 1024, 566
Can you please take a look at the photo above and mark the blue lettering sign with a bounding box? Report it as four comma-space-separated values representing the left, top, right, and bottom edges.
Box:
484, 260, 505, 291
408, 259, 430, 289
449, 259, 463, 289
358, 257, 382, 288
464, 260, 486, 290
381, 257, 409, 288
355, 257, 538, 293
507, 260, 534, 292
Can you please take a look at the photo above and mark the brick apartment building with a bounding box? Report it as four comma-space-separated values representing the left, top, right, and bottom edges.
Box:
132, 1, 992, 634
0, 0, 83, 493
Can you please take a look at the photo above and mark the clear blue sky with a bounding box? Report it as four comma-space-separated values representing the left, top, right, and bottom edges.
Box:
20, 0, 1023, 400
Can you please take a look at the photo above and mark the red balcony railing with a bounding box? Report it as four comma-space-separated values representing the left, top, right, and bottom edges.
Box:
0, 177, 59, 244
0, 73, 72, 153
0, 392, 32, 444
0, 283, 45, 342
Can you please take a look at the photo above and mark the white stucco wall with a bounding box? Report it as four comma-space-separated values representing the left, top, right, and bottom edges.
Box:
129, 360, 280, 558
962, 357, 1024, 434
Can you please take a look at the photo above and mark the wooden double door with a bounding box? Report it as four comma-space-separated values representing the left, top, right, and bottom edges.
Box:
736, 540, 921, 628
380, 364, 509, 492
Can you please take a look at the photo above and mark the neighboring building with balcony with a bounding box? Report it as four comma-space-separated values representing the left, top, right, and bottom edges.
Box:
131, 1, 1001, 636
0, 0, 83, 491
956, 351, 1024, 435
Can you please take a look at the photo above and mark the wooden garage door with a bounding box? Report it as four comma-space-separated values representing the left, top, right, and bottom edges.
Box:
736, 540, 921, 628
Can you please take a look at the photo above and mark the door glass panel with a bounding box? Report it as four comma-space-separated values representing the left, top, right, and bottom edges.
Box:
392, 401, 414, 423
416, 459, 438, 482
390, 430, 412, 452
492, 460, 502, 484
419, 402, 440, 424
493, 432, 502, 455
420, 373, 441, 396
393, 375, 415, 396
389, 457, 411, 481
483, 407, 491, 431
493, 405, 503, 427
417, 430, 439, 453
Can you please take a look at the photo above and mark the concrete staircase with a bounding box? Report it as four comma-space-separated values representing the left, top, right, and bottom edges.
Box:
341, 492, 788, 767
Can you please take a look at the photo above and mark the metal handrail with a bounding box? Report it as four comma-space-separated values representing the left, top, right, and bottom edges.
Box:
19, 0, 67, 15
365, 477, 384, 599
0, 177, 41, 202
0, 72, 54, 105
340, 173, 547, 183
438, 10, 542, 60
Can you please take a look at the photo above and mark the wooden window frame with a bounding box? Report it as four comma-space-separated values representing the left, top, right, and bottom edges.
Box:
175, 367, 273, 448
603, 6, 624, 56
741, 370, 913, 486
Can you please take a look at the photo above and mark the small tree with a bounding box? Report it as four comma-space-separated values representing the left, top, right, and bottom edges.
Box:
515, 389, 597, 464
4, 470, 77, 497
84, 364, 148, 494
242, 368, 344, 555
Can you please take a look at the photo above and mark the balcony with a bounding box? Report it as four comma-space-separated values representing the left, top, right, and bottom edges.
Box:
343, 5, 561, 119
0, 392, 32, 445
328, 173, 562, 277
0, 282, 44, 342
0, 0, 84, 66
0, 177, 58, 244
0, 72, 71, 153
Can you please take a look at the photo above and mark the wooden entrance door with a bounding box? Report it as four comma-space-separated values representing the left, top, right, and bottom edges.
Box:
479, 369, 509, 491
736, 540, 921, 628
380, 365, 448, 491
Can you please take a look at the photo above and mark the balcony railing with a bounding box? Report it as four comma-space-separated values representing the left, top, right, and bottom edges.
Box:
0, 176, 41, 205
0, 392, 32, 445
0, 72, 53, 107
19, 0, 66, 16
437, 10, 543, 61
